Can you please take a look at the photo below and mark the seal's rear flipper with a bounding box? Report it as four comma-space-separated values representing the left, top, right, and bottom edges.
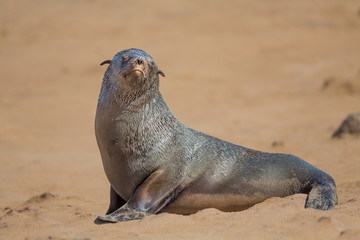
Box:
305, 178, 337, 210
96, 169, 182, 222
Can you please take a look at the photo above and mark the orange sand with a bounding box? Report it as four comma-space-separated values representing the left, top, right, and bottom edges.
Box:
1, 0, 360, 239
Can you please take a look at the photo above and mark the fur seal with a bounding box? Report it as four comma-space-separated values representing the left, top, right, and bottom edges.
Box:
95, 48, 337, 222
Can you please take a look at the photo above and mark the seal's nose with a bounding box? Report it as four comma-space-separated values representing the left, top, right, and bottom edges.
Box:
136, 58, 144, 65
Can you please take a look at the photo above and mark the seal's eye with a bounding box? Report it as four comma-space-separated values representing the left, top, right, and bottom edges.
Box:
121, 56, 128, 63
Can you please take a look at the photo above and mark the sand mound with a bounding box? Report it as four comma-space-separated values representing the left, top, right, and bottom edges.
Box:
322, 71, 360, 95
332, 113, 360, 138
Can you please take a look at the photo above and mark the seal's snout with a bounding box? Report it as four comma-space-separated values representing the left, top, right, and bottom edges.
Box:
131, 56, 145, 73
136, 58, 144, 65
122, 56, 147, 80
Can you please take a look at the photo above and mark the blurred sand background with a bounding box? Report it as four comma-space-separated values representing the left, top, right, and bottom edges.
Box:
1, 0, 360, 239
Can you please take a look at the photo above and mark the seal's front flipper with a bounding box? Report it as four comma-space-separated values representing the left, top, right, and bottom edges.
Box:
106, 186, 126, 214
97, 202, 150, 222
97, 169, 182, 222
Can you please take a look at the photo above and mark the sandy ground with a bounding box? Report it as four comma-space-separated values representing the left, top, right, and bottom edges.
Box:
1, 0, 360, 239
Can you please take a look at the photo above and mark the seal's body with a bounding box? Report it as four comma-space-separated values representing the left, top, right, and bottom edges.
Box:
95, 49, 337, 222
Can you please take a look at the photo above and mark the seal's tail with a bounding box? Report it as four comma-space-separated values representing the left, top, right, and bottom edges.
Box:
305, 178, 338, 210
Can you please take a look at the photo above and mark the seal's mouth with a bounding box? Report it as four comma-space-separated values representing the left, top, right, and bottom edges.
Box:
130, 69, 143, 75
124, 69, 144, 78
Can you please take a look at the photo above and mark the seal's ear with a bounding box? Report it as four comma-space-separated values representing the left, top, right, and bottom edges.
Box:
157, 70, 165, 77
100, 60, 113, 66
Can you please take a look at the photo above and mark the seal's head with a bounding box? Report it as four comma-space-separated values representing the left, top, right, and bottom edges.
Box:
100, 49, 165, 99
